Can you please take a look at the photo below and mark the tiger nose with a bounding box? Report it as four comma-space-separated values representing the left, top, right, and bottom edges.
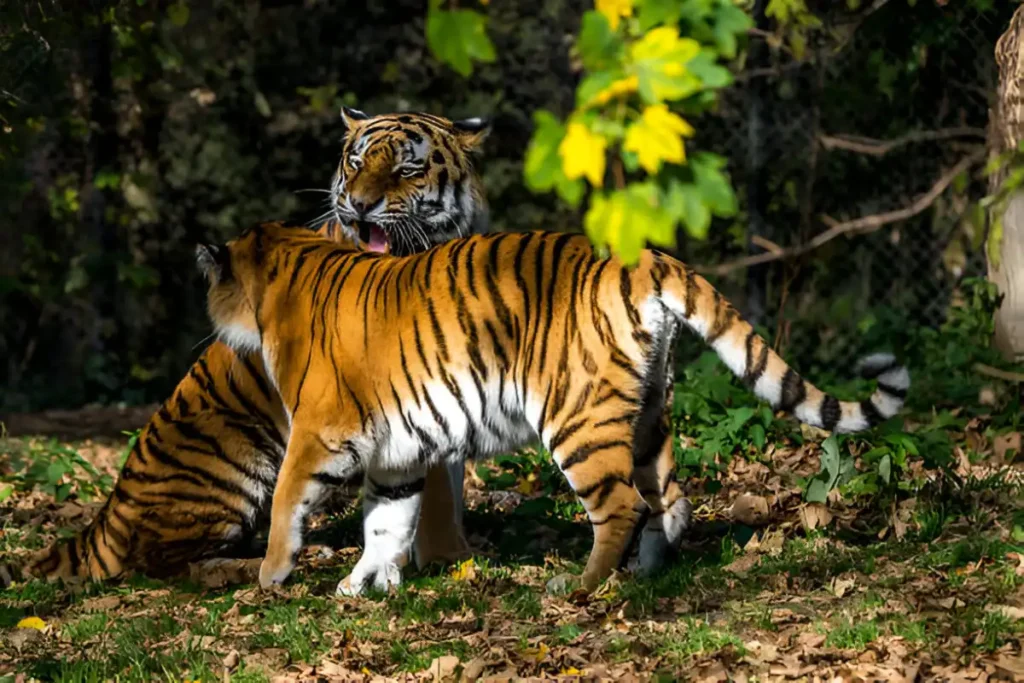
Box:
349, 196, 383, 217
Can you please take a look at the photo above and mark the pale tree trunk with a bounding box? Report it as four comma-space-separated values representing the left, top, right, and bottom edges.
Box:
988, 5, 1024, 362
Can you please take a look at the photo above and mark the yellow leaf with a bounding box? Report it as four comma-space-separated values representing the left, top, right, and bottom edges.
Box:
561, 667, 584, 675
526, 641, 550, 663
559, 122, 607, 187
629, 26, 701, 103
516, 471, 537, 495
17, 616, 45, 631
595, 0, 633, 31
450, 558, 478, 582
589, 74, 639, 107
623, 104, 695, 174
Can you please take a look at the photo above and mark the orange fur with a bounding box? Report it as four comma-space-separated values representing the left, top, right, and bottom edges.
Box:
21, 109, 491, 583
201, 225, 909, 593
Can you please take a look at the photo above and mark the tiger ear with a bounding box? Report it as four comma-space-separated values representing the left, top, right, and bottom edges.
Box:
340, 106, 370, 135
196, 243, 225, 284
452, 117, 490, 150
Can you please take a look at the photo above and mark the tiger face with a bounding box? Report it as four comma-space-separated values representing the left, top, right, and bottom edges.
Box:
330, 109, 489, 256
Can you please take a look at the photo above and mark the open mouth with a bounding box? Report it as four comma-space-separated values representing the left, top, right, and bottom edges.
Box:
356, 221, 390, 253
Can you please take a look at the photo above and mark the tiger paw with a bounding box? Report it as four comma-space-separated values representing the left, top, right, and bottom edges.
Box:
258, 557, 295, 589
336, 559, 402, 597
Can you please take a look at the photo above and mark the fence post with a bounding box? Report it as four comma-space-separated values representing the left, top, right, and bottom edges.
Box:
988, 5, 1024, 362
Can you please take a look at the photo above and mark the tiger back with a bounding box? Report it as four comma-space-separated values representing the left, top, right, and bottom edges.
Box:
197, 224, 910, 595
20, 110, 491, 583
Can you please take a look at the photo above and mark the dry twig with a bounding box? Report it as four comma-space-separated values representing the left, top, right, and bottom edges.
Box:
819, 127, 986, 157
697, 149, 984, 276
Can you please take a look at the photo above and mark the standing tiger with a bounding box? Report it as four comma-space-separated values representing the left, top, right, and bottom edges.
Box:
19, 110, 489, 582
196, 223, 910, 595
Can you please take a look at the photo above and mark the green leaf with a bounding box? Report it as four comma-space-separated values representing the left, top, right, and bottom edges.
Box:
637, 0, 684, 31
691, 152, 738, 216
629, 27, 702, 104
687, 49, 734, 89
577, 11, 623, 72
749, 424, 766, 449
523, 111, 567, 193
576, 71, 622, 108
55, 482, 73, 503
806, 477, 829, 503
46, 461, 65, 486
664, 180, 711, 239
425, 6, 496, 77
724, 406, 756, 435
0, 485, 12, 503
820, 435, 841, 487
712, 2, 753, 59
878, 454, 891, 485
585, 183, 677, 265
167, 2, 189, 27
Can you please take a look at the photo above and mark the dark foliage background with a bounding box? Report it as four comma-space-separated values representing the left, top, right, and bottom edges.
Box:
0, 0, 1014, 413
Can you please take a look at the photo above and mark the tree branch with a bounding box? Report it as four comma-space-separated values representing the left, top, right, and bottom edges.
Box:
819, 127, 986, 157
697, 149, 985, 276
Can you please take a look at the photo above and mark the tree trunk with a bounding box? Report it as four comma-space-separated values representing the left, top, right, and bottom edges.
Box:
988, 5, 1024, 362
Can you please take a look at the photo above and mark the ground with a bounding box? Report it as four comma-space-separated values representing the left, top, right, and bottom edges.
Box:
0, 377, 1022, 682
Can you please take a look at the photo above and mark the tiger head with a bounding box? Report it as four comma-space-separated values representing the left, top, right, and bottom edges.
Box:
196, 222, 320, 354
330, 109, 490, 256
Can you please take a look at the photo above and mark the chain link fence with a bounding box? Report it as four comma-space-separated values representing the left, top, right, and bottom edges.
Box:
671, 2, 1010, 379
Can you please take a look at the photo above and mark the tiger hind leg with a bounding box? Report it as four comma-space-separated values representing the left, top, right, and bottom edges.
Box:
552, 423, 644, 592
631, 367, 691, 575
338, 464, 427, 596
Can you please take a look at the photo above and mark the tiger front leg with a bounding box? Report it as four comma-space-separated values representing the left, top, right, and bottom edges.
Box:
259, 429, 359, 589
337, 465, 427, 596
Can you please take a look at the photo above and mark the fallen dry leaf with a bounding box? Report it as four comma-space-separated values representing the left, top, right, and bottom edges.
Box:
732, 494, 770, 525
81, 595, 122, 612
723, 553, 760, 576
830, 575, 856, 599
16, 616, 46, 631
994, 432, 1022, 461
799, 503, 833, 532
986, 604, 1024, 620
188, 557, 261, 588
424, 655, 460, 681
223, 650, 240, 671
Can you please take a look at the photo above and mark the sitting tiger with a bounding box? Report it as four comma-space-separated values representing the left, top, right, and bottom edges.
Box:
18, 110, 489, 582
196, 222, 910, 595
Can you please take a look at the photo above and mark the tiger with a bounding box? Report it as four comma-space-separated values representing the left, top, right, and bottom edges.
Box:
17, 110, 490, 583
195, 223, 910, 595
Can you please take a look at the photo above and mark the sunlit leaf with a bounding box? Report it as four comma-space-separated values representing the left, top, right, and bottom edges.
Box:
425, 5, 496, 77
585, 183, 676, 265
690, 152, 738, 216
17, 617, 45, 631
664, 180, 711, 238
559, 121, 607, 187
524, 111, 567, 192
623, 104, 694, 173
595, 0, 634, 31
577, 11, 623, 72
580, 72, 637, 108
629, 26, 702, 104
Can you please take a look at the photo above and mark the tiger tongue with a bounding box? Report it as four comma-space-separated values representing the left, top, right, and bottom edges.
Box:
359, 223, 389, 253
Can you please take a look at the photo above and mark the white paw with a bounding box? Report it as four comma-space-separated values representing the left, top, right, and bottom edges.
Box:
336, 559, 402, 597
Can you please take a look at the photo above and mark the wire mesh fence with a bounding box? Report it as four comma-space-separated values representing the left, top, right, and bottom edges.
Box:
672, 1, 1009, 377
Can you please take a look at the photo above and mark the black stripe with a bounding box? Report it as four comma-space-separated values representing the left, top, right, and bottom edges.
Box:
778, 368, 806, 413
859, 358, 900, 379
683, 268, 697, 318
312, 472, 355, 487
820, 395, 841, 431
859, 398, 885, 427
743, 331, 770, 385
876, 383, 907, 399
368, 477, 426, 500
559, 439, 631, 470
576, 474, 632, 509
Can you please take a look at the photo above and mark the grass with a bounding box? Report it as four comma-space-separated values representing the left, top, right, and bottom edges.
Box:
2, 346, 1023, 679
